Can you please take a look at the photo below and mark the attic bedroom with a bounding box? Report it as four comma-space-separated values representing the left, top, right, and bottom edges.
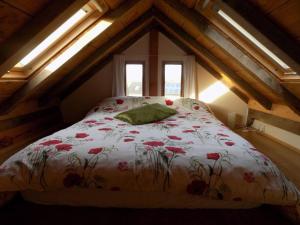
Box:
0, 0, 300, 224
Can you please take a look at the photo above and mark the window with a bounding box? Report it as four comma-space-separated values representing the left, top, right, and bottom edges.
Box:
45, 20, 111, 72
15, 9, 88, 68
125, 62, 144, 96
163, 62, 183, 98
218, 10, 295, 74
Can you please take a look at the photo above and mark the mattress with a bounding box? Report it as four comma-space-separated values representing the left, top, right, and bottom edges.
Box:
21, 189, 261, 209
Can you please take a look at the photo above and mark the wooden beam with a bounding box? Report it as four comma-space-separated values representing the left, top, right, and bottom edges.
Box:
157, 24, 249, 103
159, 0, 300, 114
0, 0, 89, 77
153, 9, 271, 109
247, 109, 300, 135
221, 0, 300, 70
149, 29, 159, 96
59, 22, 155, 100
39, 10, 154, 103
0, 0, 144, 114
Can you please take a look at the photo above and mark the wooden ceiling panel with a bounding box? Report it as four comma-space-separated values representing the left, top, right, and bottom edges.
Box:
0, 2, 29, 44
283, 82, 300, 98
103, 0, 123, 9
0, 80, 26, 96
2, 0, 50, 15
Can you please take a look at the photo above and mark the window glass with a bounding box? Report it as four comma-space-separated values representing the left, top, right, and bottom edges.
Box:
164, 63, 182, 98
125, 63, 143, 96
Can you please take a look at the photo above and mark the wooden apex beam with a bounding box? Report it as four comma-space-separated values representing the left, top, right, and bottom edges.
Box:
149, 29, 159, 96
153, 10, 271, 109
0, 0, 89, 77
39, 10, 154, 103
157, 24, 249, 104
159, 0, 300, 114
0, 0, 145, 114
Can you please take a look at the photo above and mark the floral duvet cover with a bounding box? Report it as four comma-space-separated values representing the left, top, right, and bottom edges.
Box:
0, 96, 299, 207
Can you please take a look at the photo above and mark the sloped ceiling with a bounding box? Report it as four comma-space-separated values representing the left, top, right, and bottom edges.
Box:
0, 0, 299, 116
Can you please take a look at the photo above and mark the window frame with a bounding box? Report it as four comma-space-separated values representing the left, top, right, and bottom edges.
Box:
162, 61, 184, 97
124, 61, 145, 97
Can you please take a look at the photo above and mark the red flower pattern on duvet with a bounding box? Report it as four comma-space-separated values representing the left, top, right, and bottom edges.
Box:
166, 146, 185, 154
98, 128, 112, 131
75, 133, 89, 138
207, 153, 220, 160
143, 141, 164, 147
116, 99, 124, 104
56, 144, 73, 151
167, 135, 182, 140
183, 130, 195, 133
165, 99, 173, 106
40, 140, 62, 146
88, 148, 103, 154
124, 138, 134, 142
129, 131, 139, 134
225, 141, 235, 146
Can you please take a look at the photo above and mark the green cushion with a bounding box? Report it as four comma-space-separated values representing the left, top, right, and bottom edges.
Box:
115, 103, 177, 125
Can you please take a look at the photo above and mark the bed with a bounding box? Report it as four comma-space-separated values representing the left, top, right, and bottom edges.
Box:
0, 96, 299, 211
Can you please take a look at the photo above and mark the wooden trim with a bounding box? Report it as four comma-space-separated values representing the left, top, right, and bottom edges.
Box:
149, 29, 159, 96
247, 109, 300, 135
153, 10, 271, 108
124, 61, 146, 96
0, 0, 89, 77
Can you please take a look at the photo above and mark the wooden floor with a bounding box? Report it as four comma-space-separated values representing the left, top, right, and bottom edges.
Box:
236, 129, 300, 189
0, 196, 293, 225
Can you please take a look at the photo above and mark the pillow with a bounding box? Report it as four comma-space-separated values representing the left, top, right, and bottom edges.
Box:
114, 103, 177, 125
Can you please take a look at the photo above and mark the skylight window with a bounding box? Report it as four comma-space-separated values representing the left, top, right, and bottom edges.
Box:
45, 20, 111, 72
218, 10, 291, 70
16, 9, 87, 68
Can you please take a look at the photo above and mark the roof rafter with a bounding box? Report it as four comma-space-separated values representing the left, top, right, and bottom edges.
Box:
157, 0, 300, 114
153, 8, 271, 109
0, 0, 89, 77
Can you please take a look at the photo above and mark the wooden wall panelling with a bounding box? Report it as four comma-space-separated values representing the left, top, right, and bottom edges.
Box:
158, 0, 300, 115
0, 1, 29, 44
1, 0, 50, 16
149, 29, 159, 96
153, 9, 272, 109
0, 0, 89, 77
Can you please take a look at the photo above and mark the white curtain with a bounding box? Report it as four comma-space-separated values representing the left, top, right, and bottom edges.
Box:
183, 55, 196, 99
112, 54, 126, 96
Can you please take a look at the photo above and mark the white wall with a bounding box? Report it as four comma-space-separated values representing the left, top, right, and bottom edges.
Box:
61, 32, 248, 125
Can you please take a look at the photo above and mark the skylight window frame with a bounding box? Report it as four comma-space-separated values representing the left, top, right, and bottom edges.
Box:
162, 61, 184, 98
125, 61, 145, 97
9, 4, 94, 76
216, 8, 298, 78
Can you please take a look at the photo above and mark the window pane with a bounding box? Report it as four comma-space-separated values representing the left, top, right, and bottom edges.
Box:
16, 9, 87, 68
218, 10, 291, 70
126, 64, 143, 96
164, 64, 182, 98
